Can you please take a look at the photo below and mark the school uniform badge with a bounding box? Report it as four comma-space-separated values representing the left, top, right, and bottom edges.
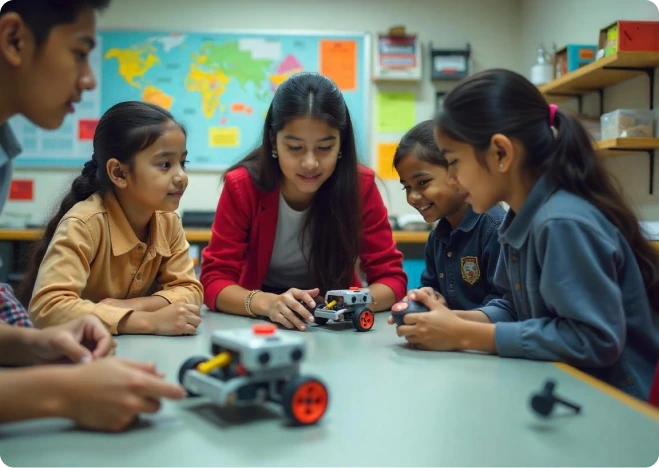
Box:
461, 256, 481, 285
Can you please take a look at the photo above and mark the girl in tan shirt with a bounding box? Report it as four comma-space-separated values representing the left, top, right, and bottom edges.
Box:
19, 101, 203, 335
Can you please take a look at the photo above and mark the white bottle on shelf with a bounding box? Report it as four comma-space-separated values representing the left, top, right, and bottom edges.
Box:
530, 44, 554, 86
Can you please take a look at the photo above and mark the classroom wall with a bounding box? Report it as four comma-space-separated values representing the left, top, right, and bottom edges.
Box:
0, 0, 524, 227
520, 0, 659, 220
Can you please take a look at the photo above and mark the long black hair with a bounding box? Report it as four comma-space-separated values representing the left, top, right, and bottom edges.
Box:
435, 68, 659, 310
393, 119, 447, 168
18, 101, 185, 306
225, 72, 361, 294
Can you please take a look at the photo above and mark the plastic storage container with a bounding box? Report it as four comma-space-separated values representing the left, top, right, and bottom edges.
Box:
600, 109, 654, 140
576, 114, 602, 141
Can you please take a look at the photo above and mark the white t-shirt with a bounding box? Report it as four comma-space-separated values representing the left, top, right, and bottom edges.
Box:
262, 192, 313, 290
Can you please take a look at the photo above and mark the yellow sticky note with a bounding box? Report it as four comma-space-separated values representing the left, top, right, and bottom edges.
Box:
377, 143, 399, 180
209, 127, 240, 148
377, 92, 416, 133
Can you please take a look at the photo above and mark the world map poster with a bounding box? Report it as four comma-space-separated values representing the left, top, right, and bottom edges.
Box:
11, 30, 369, 170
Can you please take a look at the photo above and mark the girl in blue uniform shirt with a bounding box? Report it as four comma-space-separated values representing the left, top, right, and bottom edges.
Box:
391, 69, 659, 400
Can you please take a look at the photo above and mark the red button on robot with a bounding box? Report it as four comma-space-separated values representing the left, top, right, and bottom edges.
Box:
252, 323, 277, 335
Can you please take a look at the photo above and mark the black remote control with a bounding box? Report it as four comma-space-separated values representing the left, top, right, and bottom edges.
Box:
391, 300, 429, 325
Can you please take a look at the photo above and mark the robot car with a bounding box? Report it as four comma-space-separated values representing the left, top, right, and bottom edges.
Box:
311, 287, 375, 332
178, 323, 328, 425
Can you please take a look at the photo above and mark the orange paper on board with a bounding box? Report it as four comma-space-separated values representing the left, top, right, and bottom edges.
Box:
320, 40, 357, 91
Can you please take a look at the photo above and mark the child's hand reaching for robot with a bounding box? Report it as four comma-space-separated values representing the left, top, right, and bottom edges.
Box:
60, 357, 186, 431
256, 288, 318, 331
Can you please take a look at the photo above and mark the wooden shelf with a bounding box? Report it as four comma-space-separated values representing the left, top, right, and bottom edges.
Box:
595, 138, 659, 157
392, 231, 429, 243
0, 228, 430, 244
183, 228, 213, 243
0, 229, 41, 241
539, 51, 659, 101
187, 229, 428, 244
538, 52, 659, 192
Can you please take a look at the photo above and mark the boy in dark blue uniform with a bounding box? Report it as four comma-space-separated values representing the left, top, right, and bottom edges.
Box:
394, 120, 505, 310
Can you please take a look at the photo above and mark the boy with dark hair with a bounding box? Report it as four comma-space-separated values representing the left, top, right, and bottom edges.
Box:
0, 0, 186, 432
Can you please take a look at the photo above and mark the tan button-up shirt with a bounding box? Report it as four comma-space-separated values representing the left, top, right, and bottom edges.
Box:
29, 192, 203, 333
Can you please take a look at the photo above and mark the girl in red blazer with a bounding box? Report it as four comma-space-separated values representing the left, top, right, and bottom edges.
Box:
201, 72, 407, 331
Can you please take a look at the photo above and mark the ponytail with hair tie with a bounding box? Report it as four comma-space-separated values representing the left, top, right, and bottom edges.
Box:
548, 104, 559, 128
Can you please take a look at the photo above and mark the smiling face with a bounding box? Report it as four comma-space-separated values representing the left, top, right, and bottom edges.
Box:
274, 116, 341, 209
396, 151, 467, 223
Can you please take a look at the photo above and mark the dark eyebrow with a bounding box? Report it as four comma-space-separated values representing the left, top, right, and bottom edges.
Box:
283, 135, 337, 143
153, 150, 188, 159
77, 35, 96, 50
411, 171, 432, 180
399, 171, 432, 184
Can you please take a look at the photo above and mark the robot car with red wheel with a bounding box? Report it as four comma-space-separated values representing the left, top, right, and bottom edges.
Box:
311, 287, 375, 332
178, 323, 329, 425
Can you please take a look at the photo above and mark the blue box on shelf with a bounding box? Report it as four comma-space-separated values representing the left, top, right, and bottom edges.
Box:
554, 44, 597, 78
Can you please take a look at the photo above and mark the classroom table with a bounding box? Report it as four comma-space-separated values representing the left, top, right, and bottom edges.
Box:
0, 312, 658, 467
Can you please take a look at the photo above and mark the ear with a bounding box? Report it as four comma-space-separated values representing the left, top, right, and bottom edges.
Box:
489, 134, 515, 173
0, 12, 32, 67
106, 158, 129, 189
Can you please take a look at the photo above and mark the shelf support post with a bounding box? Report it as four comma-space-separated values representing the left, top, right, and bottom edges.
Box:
649, 67, 655, 111
650, 150, 655, 195
651, 68, 656, 195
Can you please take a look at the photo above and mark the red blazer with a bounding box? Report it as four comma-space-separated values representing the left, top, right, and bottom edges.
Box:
200, 166, 407, 310
650, 361, 659, 408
